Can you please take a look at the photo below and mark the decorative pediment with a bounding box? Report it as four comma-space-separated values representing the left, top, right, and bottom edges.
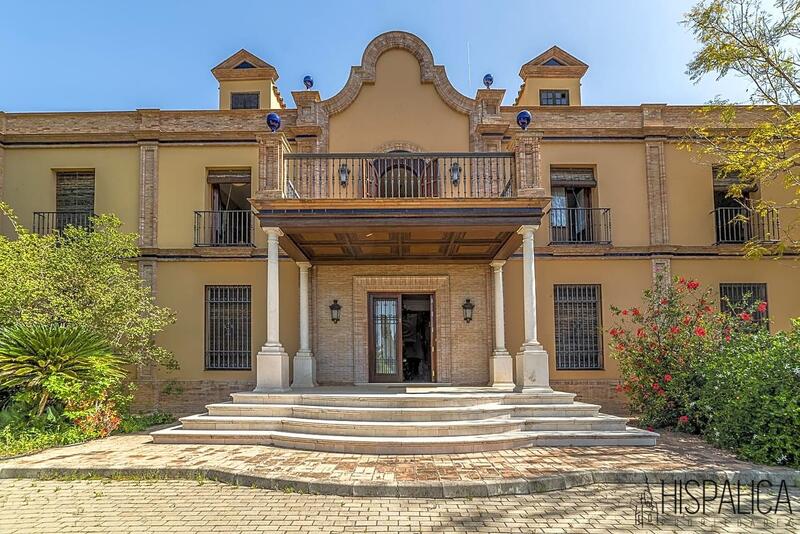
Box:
212, 49, 279, 81
519, 46, 588, 79
322, 31, 474, 116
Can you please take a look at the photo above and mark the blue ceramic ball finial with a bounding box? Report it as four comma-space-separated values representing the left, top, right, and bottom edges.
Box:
266, 112, 281, 132
482, 73, 493, 89
303, 75, 314, 90
516, 110, 532, 130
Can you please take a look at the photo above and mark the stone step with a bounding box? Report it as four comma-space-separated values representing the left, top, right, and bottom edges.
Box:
511, 402, 601, 418
523, 414, 628, 432
150, 426, 658, 454
180, 415, 524, 437
230, 391, 512, 408
501, 391, 577, 405
206, 403, 515, 421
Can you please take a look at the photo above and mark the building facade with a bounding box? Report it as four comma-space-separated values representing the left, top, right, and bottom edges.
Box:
1, 31, 797, 416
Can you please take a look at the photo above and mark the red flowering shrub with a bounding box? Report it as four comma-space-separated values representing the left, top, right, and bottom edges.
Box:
609, 274, 757, 430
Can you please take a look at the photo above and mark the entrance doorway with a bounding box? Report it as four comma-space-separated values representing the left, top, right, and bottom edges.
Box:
368, 293, 435, 383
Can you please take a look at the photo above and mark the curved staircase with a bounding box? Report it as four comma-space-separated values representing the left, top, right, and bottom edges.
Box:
151, 387, 657, 454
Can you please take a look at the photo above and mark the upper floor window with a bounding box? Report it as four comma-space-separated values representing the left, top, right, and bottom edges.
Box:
231, 92, 259, 110
205, 285, 252, 370
554, 284, 603, 370
719, 283, 768, 327
549, 167, 610, 244
540, 89, 569, 106
56, 170, 95, 213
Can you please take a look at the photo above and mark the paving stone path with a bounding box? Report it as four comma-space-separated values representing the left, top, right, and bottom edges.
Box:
0, 478, 796, 533
2, 431, 797, 497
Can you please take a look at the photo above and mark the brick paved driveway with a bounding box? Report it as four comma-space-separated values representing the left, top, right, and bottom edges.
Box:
0, 479, 796, 533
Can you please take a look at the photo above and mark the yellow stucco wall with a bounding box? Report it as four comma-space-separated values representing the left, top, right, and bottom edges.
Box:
540, 142, 650, 246
154, 259, 299, 382
516, 77, 582, 107
157, 145, 263, 249
328, 49, 470, 152
218, 79, 275, 110
1, 146, 139, 236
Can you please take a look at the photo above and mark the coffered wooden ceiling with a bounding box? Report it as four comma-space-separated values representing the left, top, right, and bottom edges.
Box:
290, 229, 515, 262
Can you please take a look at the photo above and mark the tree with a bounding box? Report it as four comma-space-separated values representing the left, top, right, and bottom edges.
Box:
683, 0, 800, 255
0, 202, 176, 369
0, 324, 125, 416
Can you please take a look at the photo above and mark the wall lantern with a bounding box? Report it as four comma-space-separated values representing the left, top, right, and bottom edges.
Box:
338, 163, 350, 187
266, 112, 282, 132
516, 110, 532, 131
329, 299, 342, 324
449, 162, 462, 185
462, 298, 475, 323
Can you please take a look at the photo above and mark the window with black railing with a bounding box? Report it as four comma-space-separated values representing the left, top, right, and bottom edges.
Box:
205, 285, 252, 370
549, 207, 611, 244
714, 204, 779, 244
720, 283, 769, 328
34, 170, 96, 234
194, 210, 254, 246
33, 211, 95, 235
554, 284, 603, 370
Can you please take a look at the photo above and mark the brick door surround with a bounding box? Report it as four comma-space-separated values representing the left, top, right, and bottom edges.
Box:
353, 275, 451, 384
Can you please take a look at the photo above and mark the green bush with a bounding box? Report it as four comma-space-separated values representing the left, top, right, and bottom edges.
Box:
610, 275, 798, 467
698, 321, 800, 467
0, 324, 125, 419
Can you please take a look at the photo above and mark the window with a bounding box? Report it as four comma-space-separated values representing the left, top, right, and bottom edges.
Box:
540, 90, 569, 106
205, 285, 252, 369
56, 171, 95, 212
549, 167, 598, 242
554, 284, 603, 369
234, 61, 256, 69
543, 58, 565, 66
720, 283, 768, 326
231, 92, 259, 110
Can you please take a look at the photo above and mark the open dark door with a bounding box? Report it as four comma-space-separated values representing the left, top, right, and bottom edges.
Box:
368, 294, 403, 382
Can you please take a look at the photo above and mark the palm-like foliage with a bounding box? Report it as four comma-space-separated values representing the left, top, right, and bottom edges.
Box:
0, 325, 124, 415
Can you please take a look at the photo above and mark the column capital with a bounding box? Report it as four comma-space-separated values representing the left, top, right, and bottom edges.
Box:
296, 261, 312, 270
262, 227, 284, 238
517, 224, 539, 236
489, 259, 506, 271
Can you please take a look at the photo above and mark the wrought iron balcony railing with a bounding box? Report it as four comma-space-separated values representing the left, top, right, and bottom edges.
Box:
194, 210, 255, 247
33, 211, 94, 235
548, 207, 612, 244
714, 206, 780, 244
284, 152, 516, 199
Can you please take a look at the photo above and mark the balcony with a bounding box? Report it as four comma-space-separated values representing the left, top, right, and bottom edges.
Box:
714, 206, 780, 244
284, 153, 516, 199
548, 208, 612, 245
194, 210, 255, 247
33, 211, 94, 235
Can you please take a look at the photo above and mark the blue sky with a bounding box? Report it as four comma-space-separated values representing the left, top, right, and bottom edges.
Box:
0, 0, 751, 112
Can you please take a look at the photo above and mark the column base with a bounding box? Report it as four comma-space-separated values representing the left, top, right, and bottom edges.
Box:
290, 350, 318, 389
489, 349, 515, 389
254, 344, 290, 392
514, 342, 552, 393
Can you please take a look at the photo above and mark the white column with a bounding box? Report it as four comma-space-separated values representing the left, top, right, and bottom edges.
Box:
488, 260, 514, 389
291, 261, 317, 388
254, 227, 290, 392
514, 225, 552, 392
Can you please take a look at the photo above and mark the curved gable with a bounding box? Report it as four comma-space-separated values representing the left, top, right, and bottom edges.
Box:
326, 32, 471, 152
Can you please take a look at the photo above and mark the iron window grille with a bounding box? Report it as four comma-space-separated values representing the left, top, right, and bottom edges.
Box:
554, 284, 603, 370
231, 92, 259, 110
540, 90, 569, 106
205, 285, 252, 370
719, 283, 769, 327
